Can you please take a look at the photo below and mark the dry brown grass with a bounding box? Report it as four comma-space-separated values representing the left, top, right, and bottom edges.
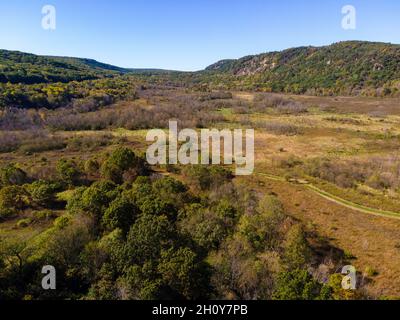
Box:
239, 175, 400, 298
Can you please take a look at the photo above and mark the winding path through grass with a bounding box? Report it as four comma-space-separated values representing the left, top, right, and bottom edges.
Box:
256, 172, 400, 220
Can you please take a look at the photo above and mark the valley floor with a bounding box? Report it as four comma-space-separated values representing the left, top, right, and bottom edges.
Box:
2, 89, 400, 298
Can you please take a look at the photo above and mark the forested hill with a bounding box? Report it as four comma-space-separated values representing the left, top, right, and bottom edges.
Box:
3, 41, 400, 96
205, 41, 400, 95
0, 50, 129, 84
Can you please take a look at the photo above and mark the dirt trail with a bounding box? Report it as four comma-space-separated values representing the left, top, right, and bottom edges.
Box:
257, 172, 400, 220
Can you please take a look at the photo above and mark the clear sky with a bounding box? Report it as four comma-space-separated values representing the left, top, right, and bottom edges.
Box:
0, 0, 399, 71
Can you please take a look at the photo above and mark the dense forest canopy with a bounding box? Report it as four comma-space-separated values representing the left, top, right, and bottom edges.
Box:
0, 147, 356, 300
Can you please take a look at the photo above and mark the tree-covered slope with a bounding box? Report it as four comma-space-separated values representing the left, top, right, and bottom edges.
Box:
205, 41, 400, 95
0, 50, 129, 84
3, 41, 400, 96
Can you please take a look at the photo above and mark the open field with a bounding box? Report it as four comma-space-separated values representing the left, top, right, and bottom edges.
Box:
234, 92, 400, 296
245, 174, 400, 297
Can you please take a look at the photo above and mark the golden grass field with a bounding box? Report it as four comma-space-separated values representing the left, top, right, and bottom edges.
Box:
236, 92, 400, 297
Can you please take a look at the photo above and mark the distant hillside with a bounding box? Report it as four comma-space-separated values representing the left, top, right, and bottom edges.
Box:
3, 41, 400, 96
127, 68, 181, 75
205, 41, 400, 95
0, 50, 129, 84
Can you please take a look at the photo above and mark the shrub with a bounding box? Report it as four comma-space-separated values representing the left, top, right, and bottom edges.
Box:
182, 165, 232, 191
199, 91, 233, 101
364, 266, 378, 277
215, 199, 237, 221
101, 147, 148, 184
0, 164, 28, 186
118, 264, 163, 300
254, 93, 286, 109
84, 158, 100, 176
138, 197, 177, 219
276, 101, 308, 114
104, 147, 137, 172
33, 210, 57, 222
258, 122, 304, 136
16, 218, 32, 229
279, 156, 303, 169
324, 273, 359, 300
67, 134, 113, 151
18, 137, 66, 154
28, 180, 58, 206
303, 156, 400, 191
0, 185, 29, 218
56, 159, 82, 185
0, 131, 21, 153
209, 233, 278, 300
64, 187, 87, 215
53, 215, 71, 229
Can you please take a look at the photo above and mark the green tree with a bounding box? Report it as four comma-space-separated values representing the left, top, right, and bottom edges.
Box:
28, 180, 58, 207
67, 181, 119, 219
283, 225, 311, 270
273, 269, 322, 300
125, 214, 174, 264
0, 186, 29, 219
322, 273, 360, 300
238, 196, 285, 251
127, 176, 153, 206
102, 196, 138, 234
158, 247, 210, 299
178, 204, 228, 251
101, 147, 148, 184
127, 177, 181, 220
152, 177, 189, 208
56, 159, 82, 186
119, 263, 163, 300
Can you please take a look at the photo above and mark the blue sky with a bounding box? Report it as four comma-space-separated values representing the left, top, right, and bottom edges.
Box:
0, 0, 399, 71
